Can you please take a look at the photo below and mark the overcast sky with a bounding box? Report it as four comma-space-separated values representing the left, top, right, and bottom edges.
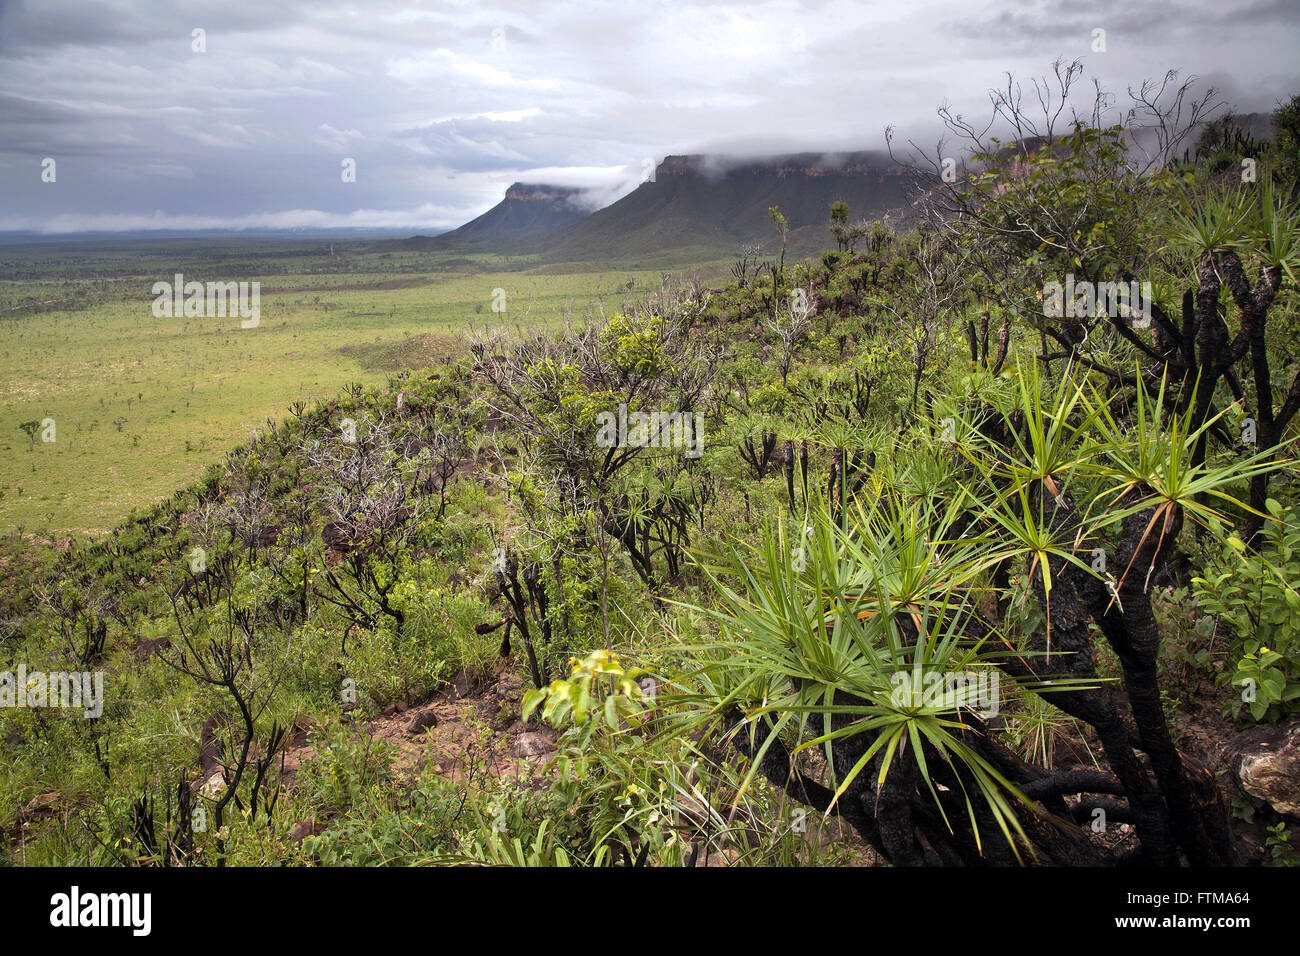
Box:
1, 0, 1297, 234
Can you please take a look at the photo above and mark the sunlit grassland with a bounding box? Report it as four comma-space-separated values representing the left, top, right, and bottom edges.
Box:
0, 252, 716, 538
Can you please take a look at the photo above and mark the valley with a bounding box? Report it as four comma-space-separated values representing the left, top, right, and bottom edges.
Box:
0, 246, 721, 535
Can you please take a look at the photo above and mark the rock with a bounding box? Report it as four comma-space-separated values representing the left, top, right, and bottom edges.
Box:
705, 847, 741, 867
406, 710, 439, 736
450, 668, 479, 699
1223, 716, 1300, 816
513, 732, 554, 759
199, 771, 226, 799
289, 721, 313, 749
381, 702, 409, 717
18, 791, 60, 822
288, 820, 322, 844
492, 673, 523, 701
133, 636, 171, 663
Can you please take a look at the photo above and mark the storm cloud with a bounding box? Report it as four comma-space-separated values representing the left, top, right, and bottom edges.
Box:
0, 0, 1296, 234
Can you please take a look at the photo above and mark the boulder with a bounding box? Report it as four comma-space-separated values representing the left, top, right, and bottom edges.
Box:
288, 820, 323, 844
1223, 716, 1300, 816
513, 732, 554, 759
406, 710, 439, 736
199, 771, 226, 799
17, 791, 60, 823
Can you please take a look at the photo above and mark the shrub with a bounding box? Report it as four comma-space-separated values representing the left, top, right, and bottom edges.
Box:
1193, 500, 1300, 721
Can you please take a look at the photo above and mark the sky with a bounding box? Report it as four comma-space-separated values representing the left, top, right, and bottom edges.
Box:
0, 0, 1297, 234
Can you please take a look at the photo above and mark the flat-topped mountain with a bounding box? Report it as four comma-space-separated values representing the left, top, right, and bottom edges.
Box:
537, 151, 913, 263
436, 182, 592, 244
391, 151, 916, 265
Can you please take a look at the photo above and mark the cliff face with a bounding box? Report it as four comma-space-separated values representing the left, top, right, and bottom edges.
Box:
423, 151, 916, 263
541, 150, 914, 263
502, 183, 585, 203
437, 182, 589, 243
653, 152, 901, 181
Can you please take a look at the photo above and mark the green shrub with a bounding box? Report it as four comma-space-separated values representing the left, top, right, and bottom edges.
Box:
1193, 500, 1300, 722
303, 784, 464, 865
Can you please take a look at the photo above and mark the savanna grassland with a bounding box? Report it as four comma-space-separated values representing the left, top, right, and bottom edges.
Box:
0, 241, 721, 535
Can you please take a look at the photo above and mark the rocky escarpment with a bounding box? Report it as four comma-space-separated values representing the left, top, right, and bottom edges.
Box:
540, 150, 914, 262
436, 181, 591, 243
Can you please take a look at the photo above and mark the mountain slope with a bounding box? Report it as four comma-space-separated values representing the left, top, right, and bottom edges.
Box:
437, 182, 591, 244
535, 152, 913, 264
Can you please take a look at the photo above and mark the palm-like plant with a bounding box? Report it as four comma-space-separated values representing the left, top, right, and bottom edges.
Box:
1247, 179, 1300, 287
973, 358, 1104, 494
1164, 188, 1250, 259
957, 360, 1109, 644
674, 488, 1100, 862
674, 338, 1294, 865
1085, 371, 1289, 591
